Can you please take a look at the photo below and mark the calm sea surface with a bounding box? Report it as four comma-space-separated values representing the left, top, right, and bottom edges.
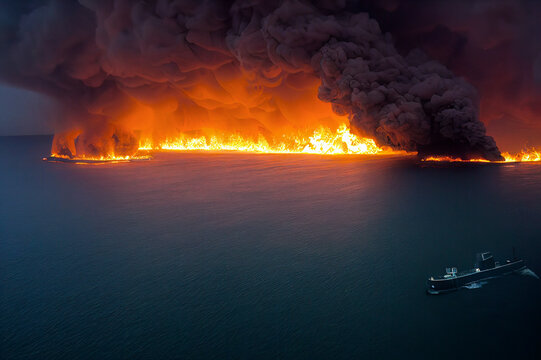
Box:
1, 136, 540, 359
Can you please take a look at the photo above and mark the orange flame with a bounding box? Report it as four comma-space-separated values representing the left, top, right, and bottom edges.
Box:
421, 156, 492, 163
138, 124, 402, 155
48, 122, 539, 164
48, 154, 132, 161
423, 148, 541, 163
502, 148, 541, 162
46, 153, 150, 163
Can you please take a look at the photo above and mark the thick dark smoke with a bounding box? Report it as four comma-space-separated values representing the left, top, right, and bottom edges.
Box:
0, 0, 504, 160
354, 0, 541, 153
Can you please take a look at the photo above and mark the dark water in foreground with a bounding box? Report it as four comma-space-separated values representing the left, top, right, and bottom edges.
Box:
1, 136, 540, 359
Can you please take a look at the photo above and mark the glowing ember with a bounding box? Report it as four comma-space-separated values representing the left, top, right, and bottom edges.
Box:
50, 154, 132, 161
139, 124, 400, 155
423, 148, 541, 163
45, 153, 150, 163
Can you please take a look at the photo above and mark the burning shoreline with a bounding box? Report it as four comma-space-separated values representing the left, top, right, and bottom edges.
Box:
138, 124, 401, 156
42, 121, 539, 165
43, 154, 151, 164
422, 149, 541, 163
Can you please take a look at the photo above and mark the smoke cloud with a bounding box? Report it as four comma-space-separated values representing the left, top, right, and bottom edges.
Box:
359, 0, 541, 153
0, 0, 504, 160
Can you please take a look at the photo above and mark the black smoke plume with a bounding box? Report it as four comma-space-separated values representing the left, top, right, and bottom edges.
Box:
0, 0, 503, 160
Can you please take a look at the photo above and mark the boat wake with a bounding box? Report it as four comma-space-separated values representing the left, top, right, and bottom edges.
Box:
464, 281, 488, 290
519, 268, 540, 279
464, 268, 538, 290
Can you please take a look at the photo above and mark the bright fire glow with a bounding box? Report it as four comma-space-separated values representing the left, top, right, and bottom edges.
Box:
48, 123, 539, 164
422, 156, 492, 163
49, 154, 132, 161
139, 124, 400, 155
423, 148, 541, 163
502, 149, 541, 162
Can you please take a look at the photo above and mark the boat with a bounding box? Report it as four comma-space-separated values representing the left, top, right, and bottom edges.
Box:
426, 251, 525, 294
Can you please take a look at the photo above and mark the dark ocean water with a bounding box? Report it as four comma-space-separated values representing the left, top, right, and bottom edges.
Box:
1, 136, 540, 359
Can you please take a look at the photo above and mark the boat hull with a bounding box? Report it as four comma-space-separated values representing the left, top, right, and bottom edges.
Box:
427, 259, 525, 294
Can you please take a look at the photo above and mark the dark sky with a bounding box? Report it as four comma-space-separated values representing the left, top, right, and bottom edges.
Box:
0, 1, 56, 135
0, 85, 57, 135
0, 0, 539, 152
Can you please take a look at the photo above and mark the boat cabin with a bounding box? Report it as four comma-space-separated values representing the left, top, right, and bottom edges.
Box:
475, 252, 495, 270
444, 267, 458, 278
